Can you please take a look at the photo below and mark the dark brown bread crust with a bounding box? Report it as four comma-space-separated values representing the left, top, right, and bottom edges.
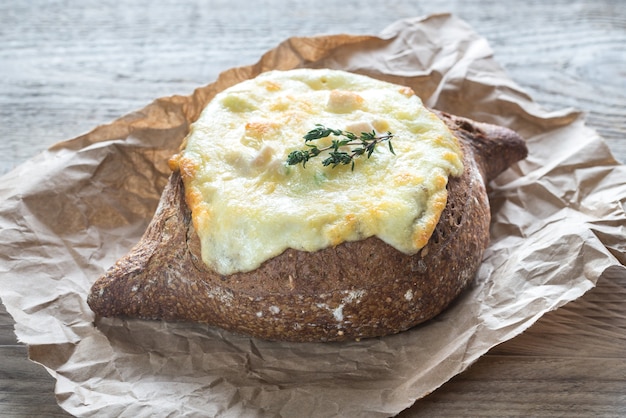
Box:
87, 112, 527, 342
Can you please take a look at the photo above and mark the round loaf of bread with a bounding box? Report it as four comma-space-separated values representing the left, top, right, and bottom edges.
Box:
87, 71, 527, 342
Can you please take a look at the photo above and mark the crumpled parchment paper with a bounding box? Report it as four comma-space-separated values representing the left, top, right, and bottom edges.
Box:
1, 13, 625, 418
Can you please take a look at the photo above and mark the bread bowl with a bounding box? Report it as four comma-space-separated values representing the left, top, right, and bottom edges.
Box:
87, 69, 527, 342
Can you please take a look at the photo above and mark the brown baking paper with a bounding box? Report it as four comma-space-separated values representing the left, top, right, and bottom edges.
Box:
1, 13, 625, 417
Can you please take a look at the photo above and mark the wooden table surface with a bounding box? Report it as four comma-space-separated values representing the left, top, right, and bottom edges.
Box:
1, 1, 625, 416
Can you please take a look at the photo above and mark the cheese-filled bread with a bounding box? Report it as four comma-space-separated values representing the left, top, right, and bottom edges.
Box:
88, 69, 527, 342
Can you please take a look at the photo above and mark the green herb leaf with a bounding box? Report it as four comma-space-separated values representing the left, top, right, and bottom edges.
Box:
286, 125, 394, 170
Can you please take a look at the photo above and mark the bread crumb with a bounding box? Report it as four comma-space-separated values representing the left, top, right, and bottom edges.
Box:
269, 306, 280, 315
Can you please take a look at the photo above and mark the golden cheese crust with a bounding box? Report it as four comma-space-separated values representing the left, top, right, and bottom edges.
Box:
169, 69, 465, 276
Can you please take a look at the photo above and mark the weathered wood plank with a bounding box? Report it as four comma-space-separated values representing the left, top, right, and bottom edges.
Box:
0, 345, 69, 417
404, 356, 626, 417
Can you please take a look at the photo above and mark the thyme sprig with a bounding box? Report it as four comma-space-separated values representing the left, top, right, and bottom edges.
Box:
286, 124, 395, 170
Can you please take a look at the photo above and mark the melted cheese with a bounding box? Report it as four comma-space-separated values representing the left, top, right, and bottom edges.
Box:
170, 69, 464, 275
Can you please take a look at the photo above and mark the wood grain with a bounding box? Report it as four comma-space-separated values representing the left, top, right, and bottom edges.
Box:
1, 0, 625, 416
